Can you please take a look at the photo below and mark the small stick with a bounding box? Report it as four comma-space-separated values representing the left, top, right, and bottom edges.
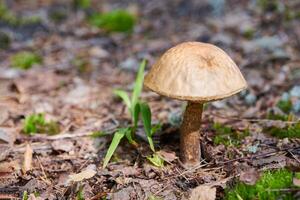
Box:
218, 146, 300, 165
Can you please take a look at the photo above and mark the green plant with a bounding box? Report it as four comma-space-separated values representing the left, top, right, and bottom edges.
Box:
225, 169, 294, 200
277, 99, 293, 113
104, 60, 158, 168
11, 51, 42, 70
76, 184, 85, 200
89, 10, 135, 33
103, 127, 130, 168
49, 9, 68, 23
74, 0, 91, 9
213, 123, 249, 147
258, 0, 279, 12
264, 122, 300, 138
90, 131, 107, 138
22, 191, 28, 200
267, 112, 289, 121
148, 195, 164, 200
23, 113, 60, 135
147, 153, 164, 168
0, 31, 11, 49
0, 2, 41, 26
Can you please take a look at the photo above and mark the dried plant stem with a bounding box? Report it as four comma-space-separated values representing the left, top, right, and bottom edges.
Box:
180, 102, 203, 167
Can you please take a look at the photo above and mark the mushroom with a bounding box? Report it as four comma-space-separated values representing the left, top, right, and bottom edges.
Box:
144, 42, 247, 167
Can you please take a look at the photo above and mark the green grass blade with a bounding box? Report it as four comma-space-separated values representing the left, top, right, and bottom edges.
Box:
102, 128, 127, 168
140, 102, 155, 152
133, 102, 140, 130
125, 128, 138, 147
147, 153, 164, 167
113, 89, 131, 111
131, 59, 146, 110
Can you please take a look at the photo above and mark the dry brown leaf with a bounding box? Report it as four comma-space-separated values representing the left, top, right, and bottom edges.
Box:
189, 185, 216, 200
0, 160, 20, 173
293, 177, 300, 187
22, 143, 33, 174
157, 150, 177, 163
68, 164, 97, 183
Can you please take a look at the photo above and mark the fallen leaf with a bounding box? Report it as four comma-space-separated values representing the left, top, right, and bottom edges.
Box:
189, 185, 216, 200
51, 140, 74, 152
0, 160, 20, 173
0, 106, 9, 125
157, 150, 177, 163
0, 144, 11, 161
0, 128, 16, 145
22, 143, 33, 174
68, 164, 96, 183
239, 168, 260, 185
293, 177, 300, 187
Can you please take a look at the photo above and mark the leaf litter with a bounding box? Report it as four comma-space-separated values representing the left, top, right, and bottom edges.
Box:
0, 0, 299, 199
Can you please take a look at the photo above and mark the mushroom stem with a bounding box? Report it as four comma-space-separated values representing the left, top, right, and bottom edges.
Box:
180, 101, 203, 166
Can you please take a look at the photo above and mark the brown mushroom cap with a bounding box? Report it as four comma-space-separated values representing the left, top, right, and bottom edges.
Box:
144, 42, 247, 102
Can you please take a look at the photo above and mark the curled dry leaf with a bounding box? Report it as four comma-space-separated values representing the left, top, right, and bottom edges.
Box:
157, 150, 177, 163
51, 140, 74, 152
68, 164, 97, 183
22, 143, 33, 174
189, 185, 216, 200
293, 177, 300, 187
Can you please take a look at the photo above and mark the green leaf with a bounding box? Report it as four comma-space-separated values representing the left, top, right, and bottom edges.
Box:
125, 127, 138, 147
103, 128, 128, 168
133, 102, 140, 130
131, 59, 146, 111
140, 102, 155, 152
151, 123, 162, 136
113, 89, 131, 111
90, 131, 107, 138
147, 153, 164, 168
22, 191, 28, 200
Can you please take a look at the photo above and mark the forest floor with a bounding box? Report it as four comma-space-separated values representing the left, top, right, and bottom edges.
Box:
0, 0, 300, 199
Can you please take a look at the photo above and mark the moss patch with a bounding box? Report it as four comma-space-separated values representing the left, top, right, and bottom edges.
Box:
225, 169, 294, 200
11, 51, 42, 70
23, 113, 60, 135
89, 10, 135, 33
264, 122, 300, 139
213, 123, 249, 147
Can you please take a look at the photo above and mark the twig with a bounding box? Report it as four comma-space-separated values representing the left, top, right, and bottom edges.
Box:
211, 113, 299, 124
288, 150, 300, 164
218, 146, 300, 165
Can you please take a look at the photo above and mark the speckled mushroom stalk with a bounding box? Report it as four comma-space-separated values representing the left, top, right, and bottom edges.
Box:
180, 102, 203, 166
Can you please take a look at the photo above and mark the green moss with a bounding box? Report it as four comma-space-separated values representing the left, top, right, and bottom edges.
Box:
23, 113, 60, 135
72, 57, 91, 73
264, 122, 300, 138
76, 184, 84, 200
0, 2, 41, 26
258, 0, 279, 12
90, 131, 107, 138
11, 51, 42, 70
277, 99, 293, 113
0, 31, 11, 49
213, 123, 249, 147
89, 10, 135, 33
49, 8, 68, 23
267, 112, 289, 121
242, 28, 255, 39
73, 0, 91, 9
225, 169, 294, 200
